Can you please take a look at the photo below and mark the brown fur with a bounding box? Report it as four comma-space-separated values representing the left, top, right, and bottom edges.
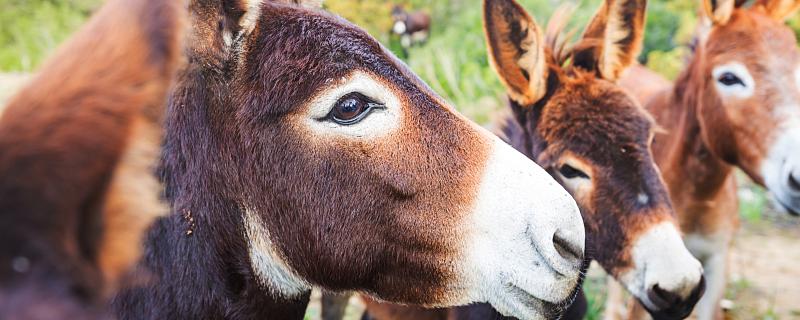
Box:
620, 1, 800, 319
112, 1, 583, 319
362, 0, 703, 319
0, 0, 185, 317
619, 64, 671, 108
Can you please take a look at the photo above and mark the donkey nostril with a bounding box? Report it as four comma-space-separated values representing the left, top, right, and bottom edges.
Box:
647, 284, 680, 310
552, 230, 583, 266
789, 173, 800, 191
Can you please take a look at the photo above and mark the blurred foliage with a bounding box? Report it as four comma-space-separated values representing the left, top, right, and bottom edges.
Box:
739, 184, 769, 223
0, 0, 102, 72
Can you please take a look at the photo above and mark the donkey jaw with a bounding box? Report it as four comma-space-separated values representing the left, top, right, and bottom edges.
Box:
617, 222, 704, 315
243, 208, 311, 298
460, 133, 585, 320
762, 126, 800, 216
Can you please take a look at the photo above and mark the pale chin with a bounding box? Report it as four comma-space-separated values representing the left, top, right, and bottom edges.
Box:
616, 222, 703, 311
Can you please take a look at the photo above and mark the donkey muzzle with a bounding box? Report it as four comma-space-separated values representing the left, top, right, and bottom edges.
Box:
644, 276, 706, 320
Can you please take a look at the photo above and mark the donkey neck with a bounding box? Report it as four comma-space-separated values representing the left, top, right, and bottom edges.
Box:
648, 53, 734, 206
503, 100, 547, 160
112, 68, 312, 319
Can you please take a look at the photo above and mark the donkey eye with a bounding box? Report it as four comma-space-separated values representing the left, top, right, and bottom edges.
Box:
328, 93, 385, 125
559, 164, 589, 180
718, 72, 745, 87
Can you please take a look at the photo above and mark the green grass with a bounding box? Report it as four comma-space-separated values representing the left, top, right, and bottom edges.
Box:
583, 272, 608, 319
359, 0, 610, 123
0, 0, 102, 72
739, 185, 769, 223
0, 0, 700, 121
327, 0, 705, 123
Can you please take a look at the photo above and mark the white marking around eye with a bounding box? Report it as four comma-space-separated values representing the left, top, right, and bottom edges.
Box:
558, 172, 591, 196
712, 62, 755, 99
303, 71, 402, 139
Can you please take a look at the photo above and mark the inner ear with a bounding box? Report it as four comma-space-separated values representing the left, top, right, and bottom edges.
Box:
232, 0, 324, 35
756, 0, 800, 20
572, 0, 647, 81
703, 0, 736, 25
483, 0, 549, 106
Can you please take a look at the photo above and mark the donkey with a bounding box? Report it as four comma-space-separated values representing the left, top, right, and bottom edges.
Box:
110, 1, 588, 319
619, 0, 800, 318
0, 0, 185, 318
391, 4, 432, 49
359, 1, 706, 319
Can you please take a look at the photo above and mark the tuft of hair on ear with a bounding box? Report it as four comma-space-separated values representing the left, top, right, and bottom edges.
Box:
483, 0, 549, 106
572, 0, 647, 81
756, 0, 800, 20
235, 0, 323, 33
702, 0, 736, 24
287, 0, 324, 8
545, 4, 580, 65
269, 0, 324, 9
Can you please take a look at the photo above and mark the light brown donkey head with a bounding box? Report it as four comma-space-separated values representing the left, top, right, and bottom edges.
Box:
485, 0, 704, 317
686, 0, 800, 215
115, 1, 585, 319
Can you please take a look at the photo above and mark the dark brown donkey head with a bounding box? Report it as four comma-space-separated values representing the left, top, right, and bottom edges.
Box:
685, 0, 800, 215
0, 0, 185, 318
118, 0, 584, 319
485, 0, 704, 318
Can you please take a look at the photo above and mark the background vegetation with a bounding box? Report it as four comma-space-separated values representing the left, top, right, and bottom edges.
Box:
7, 0, 800, 118
2, 0, 798, 318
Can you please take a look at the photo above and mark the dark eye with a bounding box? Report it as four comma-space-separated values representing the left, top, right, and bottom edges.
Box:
718, 72, 745, 87
559, 164, 589, 179
329, 93, 384, 125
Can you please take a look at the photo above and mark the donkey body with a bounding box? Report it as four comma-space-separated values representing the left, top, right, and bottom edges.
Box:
391, 5, 431, 49
360, 0, 705, 319
619, 1, 800, 318
112, 1, 587, 319
0, 0, 185, 318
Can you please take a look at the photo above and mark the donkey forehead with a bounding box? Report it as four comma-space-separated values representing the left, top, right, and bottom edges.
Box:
542, 80, 654, 150
237, 3, 425, 116
707, 10, 800, 63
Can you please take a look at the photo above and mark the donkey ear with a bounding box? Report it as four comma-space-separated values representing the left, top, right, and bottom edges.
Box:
483, 0, 548, 106
573, 0, 647, 81
287, 0, 324, 8
701, 0, 736, 24
756, 0, 800, 20
234, 0, 324, 33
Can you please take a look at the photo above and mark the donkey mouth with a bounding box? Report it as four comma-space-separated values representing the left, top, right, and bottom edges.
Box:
544, 256, 591, 319
496, 257, 589, 320
775, 197, 800, 216
641, 277, 706, 320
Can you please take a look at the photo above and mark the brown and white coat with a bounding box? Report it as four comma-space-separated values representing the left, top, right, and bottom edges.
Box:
620, 0, 800, 319
360, 0, 705, 319
110, 0, 587, 319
